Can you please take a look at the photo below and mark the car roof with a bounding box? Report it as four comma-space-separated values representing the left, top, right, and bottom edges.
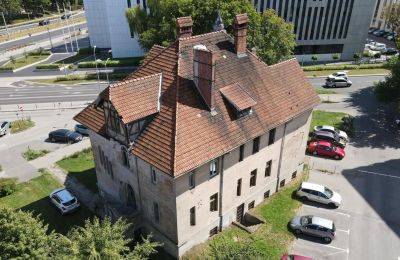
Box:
311, 216, 333, 229
316, 125, 335, 131
301, 182, 324, 192
314, 131, 335, 138
54, 188, 74, 202
53, 129, 70, 133
315, 140, 332, 147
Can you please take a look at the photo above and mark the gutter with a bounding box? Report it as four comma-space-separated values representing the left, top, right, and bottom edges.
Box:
218, 154, 225, 231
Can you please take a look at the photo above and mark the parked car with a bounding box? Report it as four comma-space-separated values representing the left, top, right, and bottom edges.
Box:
290, 215, 336, 242
312, 131, 345, 148
38, 19, 50, 26
48, 129, 82, 143
297, 182, 342, 208
387, 33, 397, 41
369, 42, 386, 51
0, 121, 10, 136
281, 255, 314, 260
368, 27, 378, 34
314, 125, 348, 142
325, 77, 352, 88
74, 124, 89, 135
328, 71, 348, 79
307, 140, 345, 160
50, 188, 80, 214
61, 13, 71, 19
373, 29, 386, 37
382, 48, 398, 55
381, 31, 392, 38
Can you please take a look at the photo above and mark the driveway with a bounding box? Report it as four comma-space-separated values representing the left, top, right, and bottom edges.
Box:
291, 75, 400, 259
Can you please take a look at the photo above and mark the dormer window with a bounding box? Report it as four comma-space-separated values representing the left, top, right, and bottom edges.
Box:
220, 83, 256, 119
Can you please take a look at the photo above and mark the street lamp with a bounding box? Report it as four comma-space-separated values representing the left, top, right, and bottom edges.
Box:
104, 58, 110, 85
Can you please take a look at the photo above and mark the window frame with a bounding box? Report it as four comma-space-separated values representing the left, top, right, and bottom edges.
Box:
265, 160, 272, 177
153, 202, 160, 223
121, 147, 130, 168
236, 178, 242, 196
268, 128, 276, 145
189, 171, 195, 189
250, 169, 257, 187
252, 136, 260, 154
209, 159, 219, 178
239, 144, 244, 162
210, 193, 218, 212
190, 206, 196, 226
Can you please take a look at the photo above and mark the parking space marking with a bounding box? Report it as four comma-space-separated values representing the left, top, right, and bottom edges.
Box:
303, 205, 351, 217
358, 170, 400, 180
321, 244, 349, 252
336, 228, 350, 234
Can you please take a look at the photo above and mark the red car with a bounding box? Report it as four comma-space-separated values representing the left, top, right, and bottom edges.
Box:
281, 255, 315, 260
307, 140, 345, 159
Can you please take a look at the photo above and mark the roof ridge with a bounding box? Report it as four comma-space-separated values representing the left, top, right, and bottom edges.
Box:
267, 58, 298, 68
178, 30, 225, 41
110, 72, 162, 88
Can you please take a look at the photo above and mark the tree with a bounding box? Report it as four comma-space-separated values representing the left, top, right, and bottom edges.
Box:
0, 208, 58, 259
374, 56, 400, 103
0, 0, 22, 22
208, 237, 265, 260
384, 3, 400, 48
353, 52, 361, 64
22, 0, 50, 16
9, 55, 16, 68
126, 0, 295, 65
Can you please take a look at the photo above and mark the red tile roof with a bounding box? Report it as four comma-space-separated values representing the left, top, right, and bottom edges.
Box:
74, 103, 106, 135
220, 83, 257, 111
75, 30, 319, 177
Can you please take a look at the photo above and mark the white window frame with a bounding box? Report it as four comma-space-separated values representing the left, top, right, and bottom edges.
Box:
209, 159, 219, 178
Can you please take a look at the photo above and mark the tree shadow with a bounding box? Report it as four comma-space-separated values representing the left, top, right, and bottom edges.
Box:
343, 86, 400, 149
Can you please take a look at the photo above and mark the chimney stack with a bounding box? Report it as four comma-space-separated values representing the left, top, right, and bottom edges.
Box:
176, 16, 193, 38
233, 14, 249, 56
193, 45, 216, 111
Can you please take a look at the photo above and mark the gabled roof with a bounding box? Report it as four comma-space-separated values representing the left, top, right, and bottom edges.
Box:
106, 73, 162, 124
220, 83, 257, 111
75, 30, 319, 177
74, 103, 106, 135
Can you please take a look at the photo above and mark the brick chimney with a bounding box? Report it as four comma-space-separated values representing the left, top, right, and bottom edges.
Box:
193, 45, 216, 111
233, 14, 249, 56
176, 16, 193, 38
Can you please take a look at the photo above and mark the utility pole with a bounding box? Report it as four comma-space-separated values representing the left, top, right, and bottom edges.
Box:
47, 28, 54, 50
63, 3, 74, 52
1, 12, 9, 37
69, 1, 79, 51
57, 2, 69, 53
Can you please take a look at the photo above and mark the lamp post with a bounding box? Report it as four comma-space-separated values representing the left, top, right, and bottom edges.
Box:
104, 58, 110, 85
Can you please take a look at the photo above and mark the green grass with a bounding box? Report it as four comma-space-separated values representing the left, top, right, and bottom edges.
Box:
316, 89, 337, 94
0, 173, 93, 234
310, 110, 354, 136
22, 148, 50, 161
304, 68, 390, 77
29, 78, 100, 85
56, 54, 92, 64
11, 119, 35, 133
57, 148, 98, 193
2, 54, 50, 69
184, 175, 306, 259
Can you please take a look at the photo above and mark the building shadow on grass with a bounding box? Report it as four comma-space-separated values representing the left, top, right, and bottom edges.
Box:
66, 168, 98, 194
343, 86, 400, 149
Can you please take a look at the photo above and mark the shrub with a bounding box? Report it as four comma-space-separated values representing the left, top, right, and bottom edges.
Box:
36, 64, 61, 69
311, 55, 319, 61
77, 58, 143, 68
55, 73, 128, 82
332, 53, 340, 60
0, 66, 14, 71
28, 49, 50, 56
0, 178, 17, 197
374, 52, 382, 59
22, 148, 50, 161
78, 47, 101, 55
0, 164, 2, 172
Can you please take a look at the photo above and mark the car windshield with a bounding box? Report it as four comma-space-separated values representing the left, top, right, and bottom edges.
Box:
333, 128, 340, 134
300, 215, 312, 226
1, 122, 6, 128
324, 187, 333, 198
62, 198, 76, 206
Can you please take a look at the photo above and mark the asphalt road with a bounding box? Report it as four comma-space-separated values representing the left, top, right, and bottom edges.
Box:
0, 80, 108, 105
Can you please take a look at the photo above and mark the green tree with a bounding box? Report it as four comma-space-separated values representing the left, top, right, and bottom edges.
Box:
374, 56, 400, 103
9, 55, 16, 68
208, 237, 265, 260
384, 3, 400, 48
353, 52, 361, 64
22, 0, 50, 16
0, 208, 58, 259
0, 0, 22, 22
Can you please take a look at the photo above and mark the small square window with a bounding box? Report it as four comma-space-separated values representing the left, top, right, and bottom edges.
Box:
280, 179, 285, 188
252, 137, 260, 154
189, 172, 195, 189
248, 201, 255, 210
209, 226, 218, 237
250, 169, 257, 187
151, 166, 157, 184
209, 159, 219, 178
265, 160, 272, 177
264, 190, 270, 199
292, 171, 297, 179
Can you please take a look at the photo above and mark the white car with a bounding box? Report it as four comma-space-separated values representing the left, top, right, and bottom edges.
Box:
328, 71, 348, 80
297, 182, 342, 208
0, 121, 10, 136
314, 125, 348, 142
50, 188, 80, 214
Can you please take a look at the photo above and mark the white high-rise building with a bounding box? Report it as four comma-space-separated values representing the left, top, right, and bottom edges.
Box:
83, 0, 146, 58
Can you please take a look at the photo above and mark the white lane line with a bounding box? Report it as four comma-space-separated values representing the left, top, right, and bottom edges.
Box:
358, 170, 400, 180
321, 244, 348, 252
325, 250, 348, 256
336, 228, 350, 234
303, 205, 351, 217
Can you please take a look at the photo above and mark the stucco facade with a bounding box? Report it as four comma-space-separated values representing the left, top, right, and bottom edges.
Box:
88, 109, 312, 258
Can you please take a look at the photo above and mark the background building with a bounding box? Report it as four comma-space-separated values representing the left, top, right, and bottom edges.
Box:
371, 0, 398, 30
251, 0, 376, 61
83, 0, 145, 58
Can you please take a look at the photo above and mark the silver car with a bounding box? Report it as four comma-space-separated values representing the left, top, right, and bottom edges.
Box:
325, 77, 352, 88
50, 188, 80, 214
0, 121, 10, 136
297, 182, 342, 207
290, 215, 336, 242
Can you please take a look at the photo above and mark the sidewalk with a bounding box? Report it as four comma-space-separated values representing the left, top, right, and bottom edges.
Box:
0, 101, 90, 112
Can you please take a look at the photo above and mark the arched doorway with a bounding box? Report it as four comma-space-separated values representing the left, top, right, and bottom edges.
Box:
125, 184, 137, 210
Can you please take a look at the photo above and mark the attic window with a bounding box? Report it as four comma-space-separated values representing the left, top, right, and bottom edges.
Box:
220, 83, 256, 118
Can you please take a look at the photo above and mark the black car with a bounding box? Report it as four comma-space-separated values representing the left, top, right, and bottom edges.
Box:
38, 19, 50, 26
48, 129, 82, 143
382, 48, 398, 55
373, 30, 387, 37
368, 27, 377, 34
61, 14, 71, 19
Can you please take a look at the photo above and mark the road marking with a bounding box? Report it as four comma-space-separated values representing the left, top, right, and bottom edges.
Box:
1, 94, 97, 100
336, 228, 350, 234
321, 244, 348, 252
303, 205, 351, 217
325, 250, 349, 256
358, 170, 400, 180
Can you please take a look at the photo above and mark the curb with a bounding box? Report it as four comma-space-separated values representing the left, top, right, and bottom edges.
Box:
10, 54, 54, 73
307, 74, 387, 79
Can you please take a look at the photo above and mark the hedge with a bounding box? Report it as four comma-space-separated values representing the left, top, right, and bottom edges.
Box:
78, 47, 101, 55
77, 58, 143, 68
55, 73, 129, 82
0, 178, 17, 197
27, 50, 51, 56
36, 64, 61, 69
0, 66, 13, 71
302, 63, 386, 71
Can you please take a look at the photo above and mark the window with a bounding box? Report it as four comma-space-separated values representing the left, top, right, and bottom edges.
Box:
210, 193, 218, 212
250, 169, 257, 187
121, 147, 130, 168
98, 146, 104, 166
252, 137, 260, 154
294, 44, 344, 55
209, 159, 219, 178
248, 201, 255, 210
151, 166, 157, 184
239, 144, 244, 162
279, 179, 285, 188
209, 226, 218, 237
127, 0, 131, 7
153, 202, 159, 223
109, 109, 121, 134
236, 178, 242, 196
108, 161, 114, 179
264, 190, 270, 198
190, 207, 196, 226
268, 128, 276, 145
265, 160, 272, 177
292, 171, 297, 179
189, 172, 195, 189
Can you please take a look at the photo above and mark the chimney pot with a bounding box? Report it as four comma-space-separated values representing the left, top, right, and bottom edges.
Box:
176, 16, 193, 39
233, 14, 249, 56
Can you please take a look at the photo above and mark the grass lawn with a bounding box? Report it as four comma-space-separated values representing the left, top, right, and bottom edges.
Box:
2, 54, 50, 69
316, 89, 337, 94
304, 68, 389, 77
310, 110, 354, 136
29, 78, 100, 85
22, 148, 50, 161
56, 53, 92, 64
0, 173, 93, 234
11, 119, 35, 133
184, 174, 306, 259
57, 148, 98, 193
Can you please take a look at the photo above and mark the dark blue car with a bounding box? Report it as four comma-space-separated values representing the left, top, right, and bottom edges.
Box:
48, 129, 82, 143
